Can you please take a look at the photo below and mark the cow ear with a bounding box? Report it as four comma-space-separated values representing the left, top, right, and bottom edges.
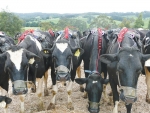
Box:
25, 50, 41, 64
41, 48, 51, 58
73, 48, 84, 57
100, 53, 117, 64
75, 78, 87, 85
5, 96, 12, 104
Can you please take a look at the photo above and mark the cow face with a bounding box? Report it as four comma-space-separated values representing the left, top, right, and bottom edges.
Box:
1, 46, 40, 95
75, 74, 109, 113
41, 39, 84, 81
52, 42, 74, 81
100, 47, 150, 104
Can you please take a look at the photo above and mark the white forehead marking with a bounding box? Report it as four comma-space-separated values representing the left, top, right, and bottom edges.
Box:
56, 43, 68, 53
129, 54, 133, 57
30, 36, 42, 51
92, 81, 98, 83
7, 49, 23, 71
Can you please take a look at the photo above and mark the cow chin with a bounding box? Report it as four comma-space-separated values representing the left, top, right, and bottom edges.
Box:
56, 72, 71, 81
88, 102, 100, 113
13, 80, 28, 95
119, 86, 137, 105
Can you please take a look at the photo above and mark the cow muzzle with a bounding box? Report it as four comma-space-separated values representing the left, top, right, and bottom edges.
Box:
119, 86, 137, 105
13, 80, 28, 95
55, 65, 71, 81
88, 101, 100, 113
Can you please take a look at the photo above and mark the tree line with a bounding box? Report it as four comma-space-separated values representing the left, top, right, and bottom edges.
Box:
0, 10, 150, 37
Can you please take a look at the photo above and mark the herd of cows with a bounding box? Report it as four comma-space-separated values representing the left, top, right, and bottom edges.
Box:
0, 27, 150, 113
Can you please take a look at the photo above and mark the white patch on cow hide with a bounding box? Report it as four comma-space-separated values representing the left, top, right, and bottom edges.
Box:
92, 81, 98, 83
28, 58, 35, 64
7, 49, 23, 71
29, 36, 42, 51
129, 54, 133, 57
56, 43, 68, 53
146, 37, 149, 40
0, 101, 6, 108
113, 101, 119, 113
145, 59, 150, 67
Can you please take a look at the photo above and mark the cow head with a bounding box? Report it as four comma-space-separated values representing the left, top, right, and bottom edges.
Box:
75, 73, 109, 113
100, 47, 150, 105
1, 46, 40, 95
41, 39, 84, 81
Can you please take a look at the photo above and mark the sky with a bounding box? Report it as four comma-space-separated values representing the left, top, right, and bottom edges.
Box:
0, 0, 150, 14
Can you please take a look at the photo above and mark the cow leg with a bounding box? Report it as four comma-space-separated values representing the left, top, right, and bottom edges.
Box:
67, 81, 74, 110
109, 76, 119, 113
19, 95, 25, 113
0, 87, 8, 113
125, 104, 132, 113
101, 72, 108, 103
144, 67, 150, 103
44, 70, 49, 96
36, 76, 44, 111
47, 84, 58, 110
76, 66, 84, 92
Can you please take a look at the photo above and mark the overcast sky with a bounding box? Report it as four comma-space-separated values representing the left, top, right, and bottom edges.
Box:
0, 0, 149, 14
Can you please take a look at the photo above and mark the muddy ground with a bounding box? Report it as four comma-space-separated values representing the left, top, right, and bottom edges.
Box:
1, 64, 150, 113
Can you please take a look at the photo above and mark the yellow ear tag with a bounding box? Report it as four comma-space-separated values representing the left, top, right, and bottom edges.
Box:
44, 50, 49, 53
74, 49, 80, 57
44, 50, 47, 53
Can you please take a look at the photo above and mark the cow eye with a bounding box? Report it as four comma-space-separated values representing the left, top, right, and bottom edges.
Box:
136, 69, 141, 74
67, 55, 72, 59
53, 56, 57, 60
117, 69, 123, 74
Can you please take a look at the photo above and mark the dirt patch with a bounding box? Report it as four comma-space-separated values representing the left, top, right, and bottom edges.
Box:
0, 65, 150, 113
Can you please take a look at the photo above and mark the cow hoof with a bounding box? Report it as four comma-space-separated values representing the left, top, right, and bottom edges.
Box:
47, 103, 55, 110
67, 102, 74, 110
146, 94, 150, 103
80, 86, 84, 92
44, 89, 49, 96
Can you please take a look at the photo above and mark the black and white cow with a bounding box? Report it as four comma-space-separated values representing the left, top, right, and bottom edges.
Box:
142, 30, 150, 103
75, 28, 109, 113
17, 33, 49, 112
100, 28, 150, 113
0, 45, 40, 113
41, 28, 84, 110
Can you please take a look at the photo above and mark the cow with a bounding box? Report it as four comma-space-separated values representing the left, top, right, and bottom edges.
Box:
0, 45, 40, 113
0, 31, 15, 53
142, 30, 150, 104
100, 27, 150, 113
15, 29, 56, 96
75, 28, 109, 113
41, 28, 84, 110
17, 32, 51, 112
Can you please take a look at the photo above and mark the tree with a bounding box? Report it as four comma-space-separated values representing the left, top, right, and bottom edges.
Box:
89, 14, 118, 29
148, 20, 150, 30
134, 13, 144, 28
0, 10, 23, 37
119, 18, 131, 28
39, 21, 56, 31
